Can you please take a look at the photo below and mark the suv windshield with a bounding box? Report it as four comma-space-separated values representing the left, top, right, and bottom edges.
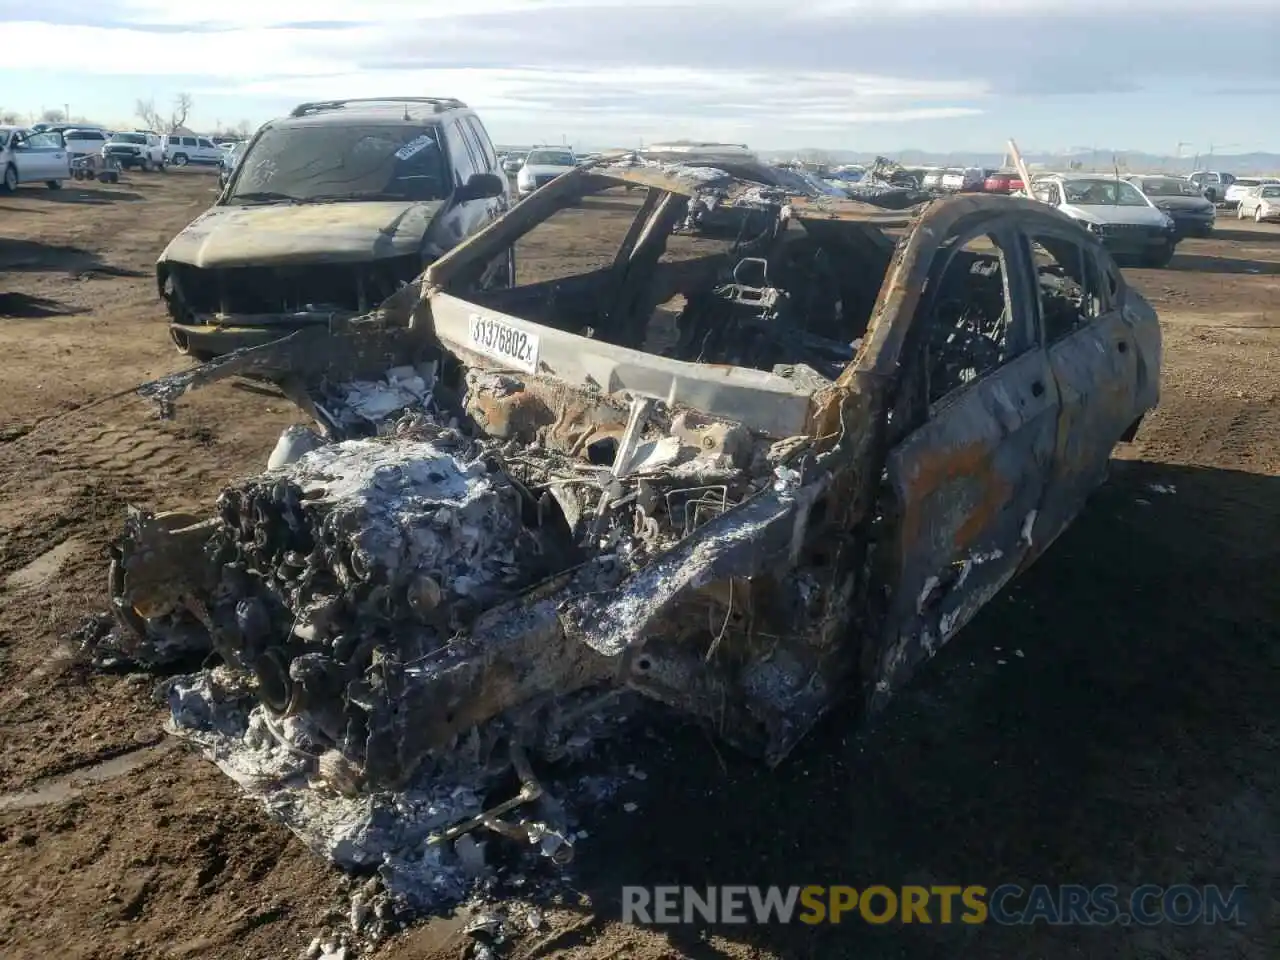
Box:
1140, 178, 1201, 197
525, 149, 574, 166
111, 133, 148, 145
227, 122, 448, 204
1063, 179, 1148, 206
1260, 186, 1280, 198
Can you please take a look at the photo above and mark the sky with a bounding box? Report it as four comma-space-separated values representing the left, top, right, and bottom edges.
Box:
2, 0, 1278, 155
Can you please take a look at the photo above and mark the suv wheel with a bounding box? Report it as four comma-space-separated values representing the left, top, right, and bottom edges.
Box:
1142, 242, 1176, 268
1256, 207, 1266, 224
1, 165, 16, 193
171, 153, 189, 167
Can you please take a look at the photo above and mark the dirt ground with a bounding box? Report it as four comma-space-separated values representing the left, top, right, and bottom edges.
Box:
0, 170, 1276, 960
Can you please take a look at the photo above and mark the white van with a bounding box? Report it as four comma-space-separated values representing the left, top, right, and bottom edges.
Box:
162, 134, 223, 167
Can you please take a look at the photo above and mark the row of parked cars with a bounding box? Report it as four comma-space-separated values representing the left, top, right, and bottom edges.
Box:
0, 123, 236, 191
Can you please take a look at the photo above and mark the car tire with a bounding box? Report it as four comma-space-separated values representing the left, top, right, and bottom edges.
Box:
1, 164, 16, 193
171, 153, 189, 167
46, 180, 63, 190
1256, 207, 1266, 223
140, 158, 152, 172
1237, 204, 1247, 220
1142, 243, 1176, 268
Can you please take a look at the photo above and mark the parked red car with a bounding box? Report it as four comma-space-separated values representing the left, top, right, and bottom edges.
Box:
984, 170, 1024, 194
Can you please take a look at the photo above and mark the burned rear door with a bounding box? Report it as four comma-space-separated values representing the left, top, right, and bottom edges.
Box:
1018, 225, 1139, 561
867, 214, 1059, 710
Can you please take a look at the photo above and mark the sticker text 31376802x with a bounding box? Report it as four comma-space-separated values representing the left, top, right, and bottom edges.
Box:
468, 313, 541, 374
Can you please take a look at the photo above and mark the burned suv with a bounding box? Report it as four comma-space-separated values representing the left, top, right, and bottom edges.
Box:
157, 97, 513, 359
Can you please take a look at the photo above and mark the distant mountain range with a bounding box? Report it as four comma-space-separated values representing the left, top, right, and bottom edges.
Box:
497, 144, 1280, 176
776, 149, 1280, 176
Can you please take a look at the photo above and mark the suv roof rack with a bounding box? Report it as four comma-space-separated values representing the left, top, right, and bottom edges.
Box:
288, 97, 467, 118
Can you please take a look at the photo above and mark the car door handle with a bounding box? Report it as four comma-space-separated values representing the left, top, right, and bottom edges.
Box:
1117, 340, 1128, 353
1031, 380, 1045, 397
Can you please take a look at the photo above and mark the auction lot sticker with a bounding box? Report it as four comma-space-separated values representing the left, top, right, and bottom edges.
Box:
468, 313, 541, 374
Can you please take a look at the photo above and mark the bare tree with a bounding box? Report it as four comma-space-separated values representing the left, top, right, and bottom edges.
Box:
40, 108, 66, 124
136, 98, 163, 131
0, 109, 20, 125
172, 93, 193, 130
235, 119, 251, 138
135, 93, 195, 133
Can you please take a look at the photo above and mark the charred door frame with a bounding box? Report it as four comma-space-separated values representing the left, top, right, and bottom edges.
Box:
847, 203, 1064, 713
1018, 222, 1142, 564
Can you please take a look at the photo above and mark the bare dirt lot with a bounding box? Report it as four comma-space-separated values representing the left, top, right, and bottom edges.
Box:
1, 171, 1277, 959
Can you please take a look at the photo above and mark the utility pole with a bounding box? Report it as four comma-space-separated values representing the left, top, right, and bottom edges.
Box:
64, 103, 70, 122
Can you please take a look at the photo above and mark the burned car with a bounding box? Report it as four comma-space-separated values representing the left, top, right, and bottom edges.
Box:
102, 162, 1159, 901
158, 97, 512, 359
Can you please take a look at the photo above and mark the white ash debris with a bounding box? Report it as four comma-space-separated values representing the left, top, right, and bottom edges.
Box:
315, 362, 438, 435
157, 664, 641, 914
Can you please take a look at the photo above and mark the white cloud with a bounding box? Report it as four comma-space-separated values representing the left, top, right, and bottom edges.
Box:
1, 19, 987, 139
7, 0, 1275, 148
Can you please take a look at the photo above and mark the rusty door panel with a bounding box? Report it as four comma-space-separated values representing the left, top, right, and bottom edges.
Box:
871, 347, 1059, 711
1033, 311, 1138, 558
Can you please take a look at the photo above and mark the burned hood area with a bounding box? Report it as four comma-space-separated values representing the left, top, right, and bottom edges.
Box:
82, 159, 1159, 918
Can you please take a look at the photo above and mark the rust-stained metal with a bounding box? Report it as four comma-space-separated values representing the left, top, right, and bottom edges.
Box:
100, 158, 1162, 870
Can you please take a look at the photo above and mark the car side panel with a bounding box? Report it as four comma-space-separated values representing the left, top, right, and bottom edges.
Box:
1031, 254, 1141, 560
23, 135, 67, 181
867, 215, 1059, 712
873, 348, 1059, 711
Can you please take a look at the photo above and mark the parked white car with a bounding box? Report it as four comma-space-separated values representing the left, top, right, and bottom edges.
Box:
516, 147, 577, 197
1223, 177, 1279, 209
0, 126, 69, 191
940, 167, 984, 192
60, 127, 110, 159
1031, 173, 1179, 267
162, 134, 223, 166
1236, 183, 1280, 223
921, 169, 945, 191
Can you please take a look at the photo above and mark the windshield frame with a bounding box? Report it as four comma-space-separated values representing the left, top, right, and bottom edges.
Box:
1062, 178, 1151, 207
224, 120, 450, 206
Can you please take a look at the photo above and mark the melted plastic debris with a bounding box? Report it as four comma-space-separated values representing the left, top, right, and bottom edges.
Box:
318, 362, 437, 434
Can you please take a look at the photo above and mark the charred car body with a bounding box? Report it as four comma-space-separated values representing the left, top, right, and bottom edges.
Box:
158, 97, 512, 359
106, 161, 1160, 891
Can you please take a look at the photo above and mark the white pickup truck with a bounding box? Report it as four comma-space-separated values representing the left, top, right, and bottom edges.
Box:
0, 126, 70, 191
104, 131, 166, 171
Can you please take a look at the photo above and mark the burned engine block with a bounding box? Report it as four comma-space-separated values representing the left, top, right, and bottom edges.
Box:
197, 425, 572, 786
